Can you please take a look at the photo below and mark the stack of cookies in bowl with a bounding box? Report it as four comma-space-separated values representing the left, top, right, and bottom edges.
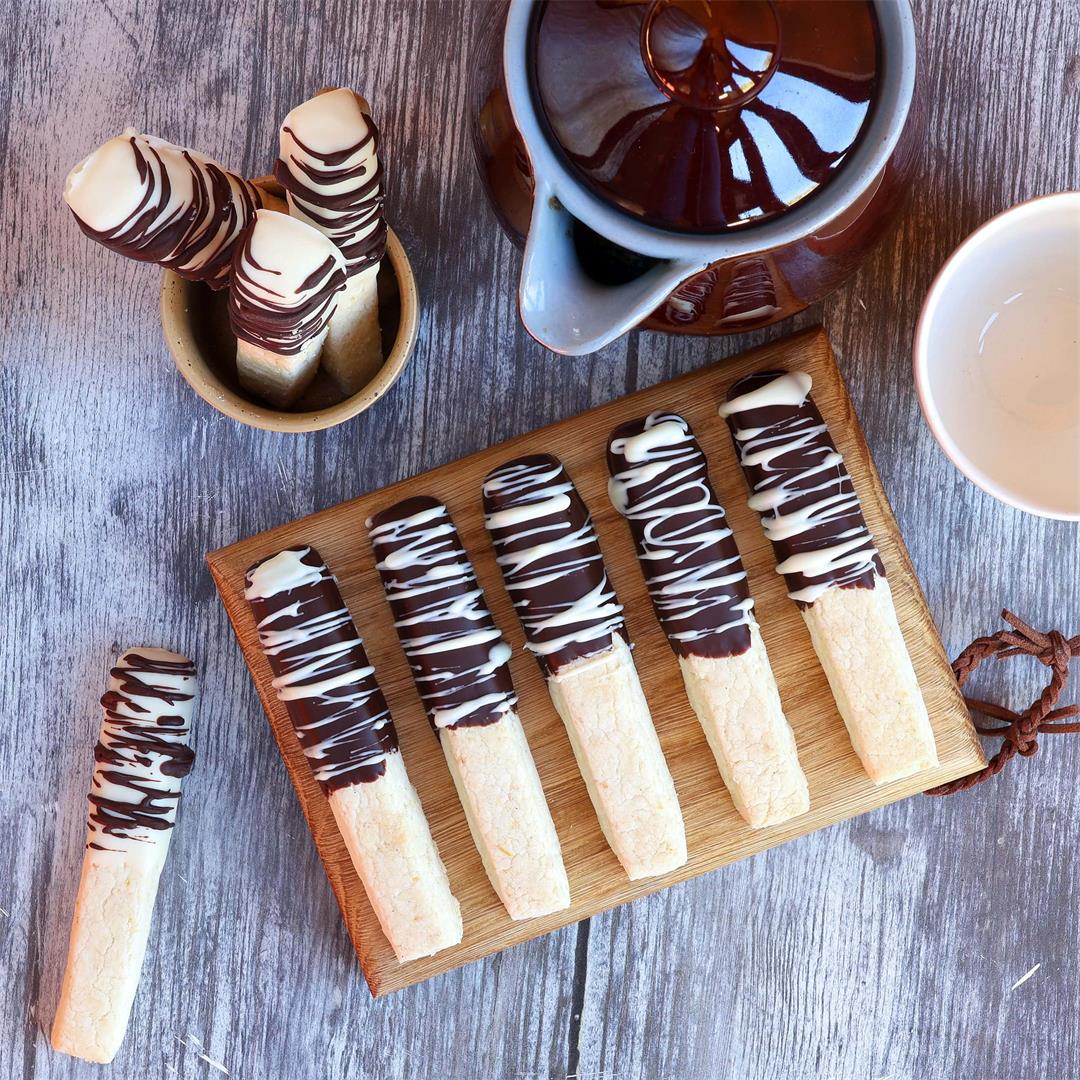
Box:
63, 88, 417, 432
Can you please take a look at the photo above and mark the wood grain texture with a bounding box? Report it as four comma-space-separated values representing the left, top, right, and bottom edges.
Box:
208, 327, 985, 996
2, 0, 1077, 1076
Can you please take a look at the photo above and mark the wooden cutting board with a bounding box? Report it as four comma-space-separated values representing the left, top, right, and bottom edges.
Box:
207, 327, 984, 996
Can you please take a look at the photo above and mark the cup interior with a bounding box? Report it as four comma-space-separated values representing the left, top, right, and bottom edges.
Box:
183, 260, 403, 413
916, 194, 1080, 520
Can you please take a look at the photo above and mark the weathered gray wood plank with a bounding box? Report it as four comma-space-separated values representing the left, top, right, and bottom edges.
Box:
1, 0, 1077, 1078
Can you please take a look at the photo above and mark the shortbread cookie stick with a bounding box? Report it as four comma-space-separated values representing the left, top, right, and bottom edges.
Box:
719, 371, 938, 784
229, 209, 347, 407
64, 130, 263, 288
52, 649, 197, 1064
483, 455, 686, 880
276, 88, 387, 394
367, 498, 569, 919
608, 413, 809, 828
244, 547, 462, 962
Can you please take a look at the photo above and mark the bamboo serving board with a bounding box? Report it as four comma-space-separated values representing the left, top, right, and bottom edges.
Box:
207, 327, 984, 996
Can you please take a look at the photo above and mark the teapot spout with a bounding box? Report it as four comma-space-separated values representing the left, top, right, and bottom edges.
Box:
518, 180, 707, 356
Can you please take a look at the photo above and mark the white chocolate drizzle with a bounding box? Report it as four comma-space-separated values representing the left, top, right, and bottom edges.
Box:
368, 500, 517, 730
245, 548, 395, 788
64, 130, 261, 288
229, 209, 348, 355
88, 648, 196, 852
276, 88, 386, 276
720, 370, 881, 605
483, 457, 625, 671
608, 413, 754, 654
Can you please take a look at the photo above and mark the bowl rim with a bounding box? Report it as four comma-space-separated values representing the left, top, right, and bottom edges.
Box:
912, 190, 1080, 522
161, 225, 419, 433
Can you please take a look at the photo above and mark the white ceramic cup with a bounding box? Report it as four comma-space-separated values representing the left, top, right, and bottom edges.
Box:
914, 192, 1080, 521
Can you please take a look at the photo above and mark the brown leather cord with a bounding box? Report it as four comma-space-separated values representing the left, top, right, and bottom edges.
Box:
926, 610, 1080, 796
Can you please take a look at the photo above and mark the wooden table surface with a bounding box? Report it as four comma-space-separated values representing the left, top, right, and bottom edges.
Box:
3, 2, 1077, 1078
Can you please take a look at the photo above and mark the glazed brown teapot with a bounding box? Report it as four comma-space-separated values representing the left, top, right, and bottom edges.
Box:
471, 0, 922, 354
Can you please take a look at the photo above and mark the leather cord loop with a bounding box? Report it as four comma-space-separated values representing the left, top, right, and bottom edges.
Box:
925, 610, 1079, 796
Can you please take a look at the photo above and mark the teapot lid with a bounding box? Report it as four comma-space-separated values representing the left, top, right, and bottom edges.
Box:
529, 0, 881, 234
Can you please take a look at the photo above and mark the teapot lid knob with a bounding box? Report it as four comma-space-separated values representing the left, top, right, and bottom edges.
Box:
641, 0, 780, 111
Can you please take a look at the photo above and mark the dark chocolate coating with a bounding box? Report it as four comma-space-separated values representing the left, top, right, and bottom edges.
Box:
482, 454, 626, 676
722, 370, 883, 608
245, 546, 397, 790
367, 497, 515, 731
608, 413, 752, 659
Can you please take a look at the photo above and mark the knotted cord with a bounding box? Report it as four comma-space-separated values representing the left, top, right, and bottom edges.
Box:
926, 610, 1079, 796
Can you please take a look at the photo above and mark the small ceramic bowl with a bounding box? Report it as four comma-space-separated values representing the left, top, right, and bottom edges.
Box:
161, 225, 419, 433
914, 192, 1080, 521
